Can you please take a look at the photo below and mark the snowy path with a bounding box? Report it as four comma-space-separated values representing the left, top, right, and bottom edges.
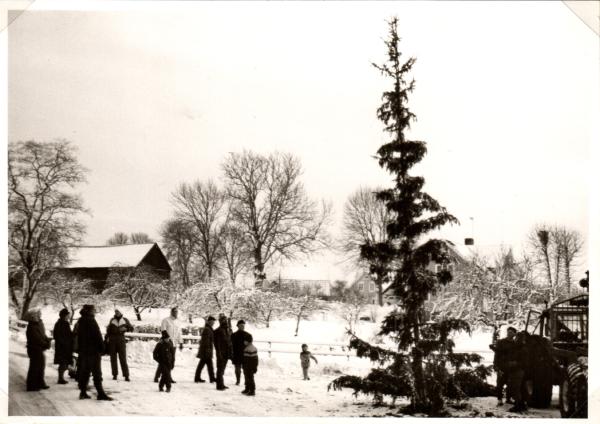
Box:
9, 337, 561, 417
9, 338, 378, 417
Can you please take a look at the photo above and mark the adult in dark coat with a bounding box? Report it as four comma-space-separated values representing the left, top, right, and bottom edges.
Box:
231, 320, 251, 386
106, 309, 133, 381
153, 330, 174, 392
25, 309, 51, 391
194, 316, 216, 383
53, 308, 73, 384
214, 315, 233, 390
76, 304, 113, 401
505, 330, 528, 413
490, 326, 517, 405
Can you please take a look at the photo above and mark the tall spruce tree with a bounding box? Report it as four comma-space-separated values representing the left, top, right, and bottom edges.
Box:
329, 18, 489, 416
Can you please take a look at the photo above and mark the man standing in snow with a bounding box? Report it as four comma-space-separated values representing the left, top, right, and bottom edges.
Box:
214, 314, 233, 390
490, 326, 517, 406
106, 309, 133, 381
194, 315, 216, 383
76, 304, 113, 401
231, 319, 251, 386
505, 330, 528, 413
155, 307, 183, 383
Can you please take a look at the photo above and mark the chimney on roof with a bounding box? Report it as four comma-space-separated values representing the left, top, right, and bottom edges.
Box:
464, 238, 474, 246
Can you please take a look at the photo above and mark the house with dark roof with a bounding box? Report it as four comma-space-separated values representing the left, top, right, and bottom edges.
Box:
56, 243, 171, 292
382, 240, 471, 305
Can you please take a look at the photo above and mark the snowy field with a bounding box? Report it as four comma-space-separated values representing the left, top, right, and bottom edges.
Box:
8, 304, 561, 417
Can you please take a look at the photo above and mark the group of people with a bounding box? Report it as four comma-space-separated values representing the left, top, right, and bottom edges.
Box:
490, 326, 529, 413
24, 305, 321, 401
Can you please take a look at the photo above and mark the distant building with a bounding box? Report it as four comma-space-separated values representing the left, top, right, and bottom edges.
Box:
275, 278, 331, 297
348, 272, 384, 304
55, 243, 171, 292
381, 240, 470, 306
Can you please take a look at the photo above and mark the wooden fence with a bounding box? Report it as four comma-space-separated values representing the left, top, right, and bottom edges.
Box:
9, 318, 492, 363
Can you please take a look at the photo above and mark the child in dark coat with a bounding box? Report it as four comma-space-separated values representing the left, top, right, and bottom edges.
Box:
153, 330, 174, 392
300, 344, 318, 380
241, 333, 258, 396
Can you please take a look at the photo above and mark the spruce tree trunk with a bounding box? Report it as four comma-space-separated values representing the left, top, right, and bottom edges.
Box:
411, 319, 428, 412
377, 277, 384, 306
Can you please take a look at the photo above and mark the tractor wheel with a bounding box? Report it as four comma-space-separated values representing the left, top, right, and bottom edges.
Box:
559, 363, 588, 418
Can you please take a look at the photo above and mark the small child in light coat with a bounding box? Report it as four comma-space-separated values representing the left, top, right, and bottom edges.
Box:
300, 344, 318, 380
153, 330, 174, 392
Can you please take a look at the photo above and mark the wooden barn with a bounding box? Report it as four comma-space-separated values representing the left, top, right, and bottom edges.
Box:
56, 243, 171, 292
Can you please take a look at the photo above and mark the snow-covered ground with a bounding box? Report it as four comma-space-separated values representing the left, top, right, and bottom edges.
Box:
8, 304, 561, 417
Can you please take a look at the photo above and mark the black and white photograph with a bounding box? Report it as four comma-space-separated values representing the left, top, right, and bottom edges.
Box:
3, 0, 598, 420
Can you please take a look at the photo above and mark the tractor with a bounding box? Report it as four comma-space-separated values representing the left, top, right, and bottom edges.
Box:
524, 272, 588, 418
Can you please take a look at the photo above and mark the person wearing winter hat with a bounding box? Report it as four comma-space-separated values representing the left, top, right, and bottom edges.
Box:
214, 314, 233, 390
155, 307, 182, 383
76, 304, 113, 401
153, 330, 174, 392
241, 333, 258, 396
195, 316, 216, 383
106, 308, 134, 381
231, 319, 251, 386
25, 309, 51, 391
53, 308, 73, 384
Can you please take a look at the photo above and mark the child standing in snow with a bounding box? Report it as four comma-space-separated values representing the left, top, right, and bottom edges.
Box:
241, 333, 258, 396
153, 330, 174, 392
300, 344, 318, 380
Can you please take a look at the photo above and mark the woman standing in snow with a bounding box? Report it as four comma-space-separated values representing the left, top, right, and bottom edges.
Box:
53, 308, 73, 384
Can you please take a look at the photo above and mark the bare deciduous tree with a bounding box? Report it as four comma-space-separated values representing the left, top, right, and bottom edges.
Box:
220, 222, 252, 285
8, 140, 88, 319
160, 218, 198, 288
340, 186, 394, 305
107, 232, 130, 245
103, 264, 171, 321
130, 232, 153, 244
338, 287, 369, 332
222, 151, 331, 285
171, 180, 227, 280
39, 273, 96, 324
107, 232, 153, 245
244, 289, 289, 328
528, 224, 584, 301
428, 250, 545, 328
554, 227, 584, 295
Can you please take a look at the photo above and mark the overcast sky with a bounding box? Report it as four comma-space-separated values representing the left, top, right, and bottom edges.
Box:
7, 1, 598, 280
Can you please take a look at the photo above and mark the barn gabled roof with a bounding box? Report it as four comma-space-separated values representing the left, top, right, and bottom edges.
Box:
63, 243, 169, 269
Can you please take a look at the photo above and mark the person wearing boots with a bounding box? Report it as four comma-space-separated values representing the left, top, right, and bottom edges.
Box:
490, 326, 517, 405
195, 316, 216, 383
153, 330, 174, 393
231, 320, 252, 386
25, 309, 51, 391
76, 304, 113, 401
53, 308, 73, 385
214, 314, 233, 390
241, 333, 258, 396
155, 307, 183, 383
106, 309, 133, 381
506, 330, 528, 413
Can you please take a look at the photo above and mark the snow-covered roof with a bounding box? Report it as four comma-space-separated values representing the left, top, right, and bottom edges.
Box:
64, 243, 157, 268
